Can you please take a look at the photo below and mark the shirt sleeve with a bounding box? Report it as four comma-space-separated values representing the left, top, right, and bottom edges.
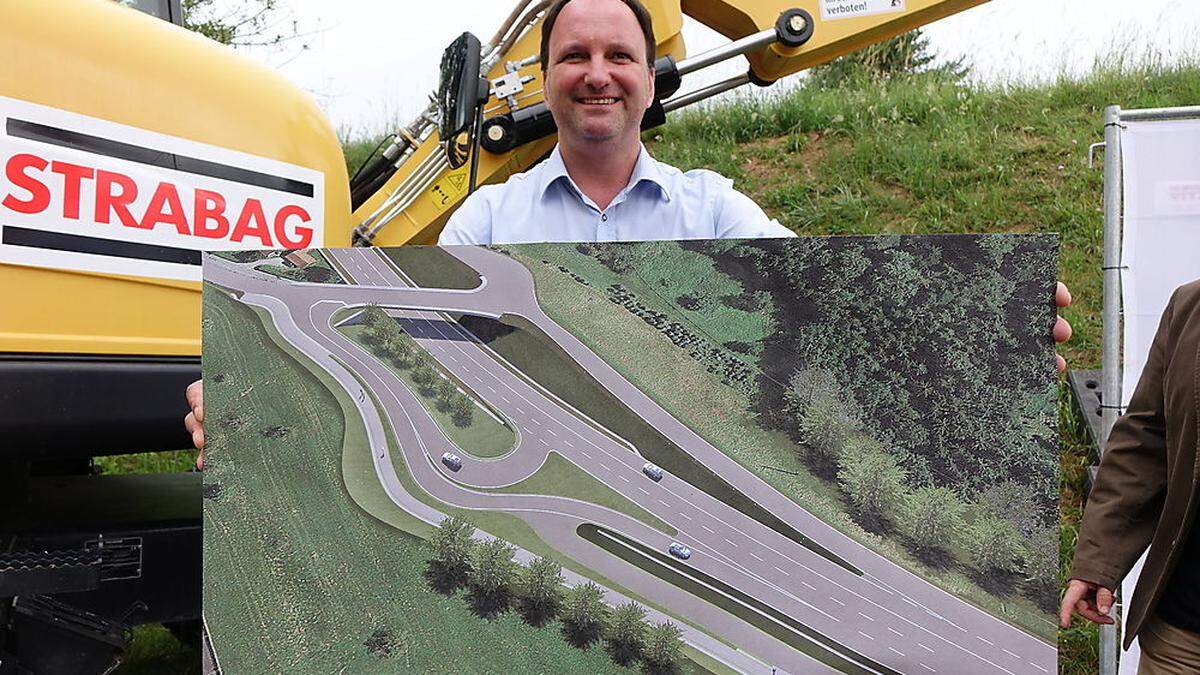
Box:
437, 190, 494, 246
713, 185, 795, 239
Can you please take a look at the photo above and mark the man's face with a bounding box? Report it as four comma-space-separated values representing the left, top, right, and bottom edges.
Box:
543, 0, 655, 148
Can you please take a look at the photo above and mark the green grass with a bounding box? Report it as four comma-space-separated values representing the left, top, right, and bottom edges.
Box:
254, 250, 344, 284
111, 624, 199, 674
201, 285, 633, 673
95, 450, 195, 475
381, 246, 481, 289
488, 451, 676, 536
338, 322, 517, 458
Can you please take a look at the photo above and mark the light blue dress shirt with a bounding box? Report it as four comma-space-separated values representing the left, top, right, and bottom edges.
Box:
437, 144, 794, 245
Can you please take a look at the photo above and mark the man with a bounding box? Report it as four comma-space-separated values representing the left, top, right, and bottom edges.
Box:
187, 0, 1072, 459
437, 0, 793, 245
1061, 279, 1200, 673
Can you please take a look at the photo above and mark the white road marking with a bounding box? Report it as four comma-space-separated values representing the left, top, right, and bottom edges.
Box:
546, 428, 558, 437
801, 581, 816, 591
657, 499, 671, 509
580, 451, 592, 459
1002, 649, 1020, 659
773, 566, 790, 576
618, 475, 629, 483
887, 627, 904, 637
829, 597, 846, 607
749, 553, 764, 562
724, 538, 739, 548
920, 664, 936, 673
888, 647, 906, 657
637, 487, 650, 496
976, 636, 994, 646
564, 440, 574, 448
1030, 664, 1049, 673
857, 631, 875, 640
599, 463, 612, 472
514, 406, 525, 415
857, 612, 875, 622
918, 643, 934, 654
701, 525, 716, 534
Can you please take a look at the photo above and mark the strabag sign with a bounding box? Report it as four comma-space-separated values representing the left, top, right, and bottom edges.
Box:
0, 96, 324, 282
821, 0, 905, 20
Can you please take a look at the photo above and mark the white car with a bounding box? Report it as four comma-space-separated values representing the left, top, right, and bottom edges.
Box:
641, 462, 664, 482
668, 542, 692, 560
441, 452, 462, 472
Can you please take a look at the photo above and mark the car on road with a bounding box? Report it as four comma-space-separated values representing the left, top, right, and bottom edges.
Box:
641, 462, 663, 482
668, 542, 692, 560
441, 452, 462, 472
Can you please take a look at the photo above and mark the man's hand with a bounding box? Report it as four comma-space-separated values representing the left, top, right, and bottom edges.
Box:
184, 379, 205, 469
1054, 282, 1073, 372
1060, 578, 1115, 628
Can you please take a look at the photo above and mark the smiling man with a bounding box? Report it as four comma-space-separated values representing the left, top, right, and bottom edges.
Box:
437, 0, 793, 245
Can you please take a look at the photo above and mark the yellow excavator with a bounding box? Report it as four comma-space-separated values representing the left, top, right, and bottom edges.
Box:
0, 0, 984, 669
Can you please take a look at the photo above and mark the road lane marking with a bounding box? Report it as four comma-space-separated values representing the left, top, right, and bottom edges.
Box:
829, 597, 846, 607
1002, 649, 1020, 658
749, 553, 763, 562
918, 643, 934, 653
857, 612, 874, 622
1030, 663, 1049, 673
514, 406, 525, 415
599, 463, 612, 472
887, 627, 903, 637
581, 451, 592, 459
857, 631, 874, 640
801, 581, 816, 591
546, 428, 558, 437
976, 637, 994, 646
657, 499, 671, 509
888, 647, 905, 657
920, 665, 936, 673
679, 513, 692, 521
564, 440, 574, 448
618, 475, 629, 483
637, 487, 650, 496
724, 538, 739, 548
701, 525, 715, 534
773, 566, 790, 576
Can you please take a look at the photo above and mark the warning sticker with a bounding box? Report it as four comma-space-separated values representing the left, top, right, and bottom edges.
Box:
0, 96, 325, 282
427, 167, 470, 213
821, 0, 905, 20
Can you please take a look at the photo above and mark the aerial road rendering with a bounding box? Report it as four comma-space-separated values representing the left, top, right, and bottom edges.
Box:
202, 236, 1059, 674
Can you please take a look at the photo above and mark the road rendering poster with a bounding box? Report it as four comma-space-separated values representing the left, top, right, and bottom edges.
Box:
201, 235, 1059, 675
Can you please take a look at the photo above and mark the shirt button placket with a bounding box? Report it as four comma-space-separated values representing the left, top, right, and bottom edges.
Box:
598, 211, 613, 241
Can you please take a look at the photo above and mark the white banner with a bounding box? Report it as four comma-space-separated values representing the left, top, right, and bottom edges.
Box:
1118, 114, 1200, 673
0, 96, 325, 282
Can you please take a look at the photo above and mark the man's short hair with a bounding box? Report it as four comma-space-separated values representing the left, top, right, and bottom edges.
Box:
538, 0, 657, 73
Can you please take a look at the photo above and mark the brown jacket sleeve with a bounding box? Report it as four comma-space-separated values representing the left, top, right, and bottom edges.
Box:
1069, 292, 1175, 589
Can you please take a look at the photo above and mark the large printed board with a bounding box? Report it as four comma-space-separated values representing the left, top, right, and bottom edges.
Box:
202, 236, 1058, 674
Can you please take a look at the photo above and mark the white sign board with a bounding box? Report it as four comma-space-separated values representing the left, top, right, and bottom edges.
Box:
1117, 114, 1200, 673
820, 0, 906, 20
0, 96, 324, 282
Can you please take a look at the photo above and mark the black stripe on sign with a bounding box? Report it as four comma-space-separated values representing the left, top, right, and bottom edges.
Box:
2, 226, 201, 266
6, 118, 314, 198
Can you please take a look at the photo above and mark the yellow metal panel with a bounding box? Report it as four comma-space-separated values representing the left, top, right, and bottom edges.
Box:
1, 0, 352, 357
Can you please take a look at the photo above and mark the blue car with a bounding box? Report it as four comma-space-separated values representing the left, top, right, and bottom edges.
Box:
441, 452, 463, 472
668, 542, 692, 560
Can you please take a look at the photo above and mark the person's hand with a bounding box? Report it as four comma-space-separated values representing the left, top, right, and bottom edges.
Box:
1060, 578, 1115, 628
1054, 282, 1073, 372
184, 379, 205, 469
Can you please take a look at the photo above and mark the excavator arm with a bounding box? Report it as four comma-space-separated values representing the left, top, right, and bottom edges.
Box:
351, 0, 988, 247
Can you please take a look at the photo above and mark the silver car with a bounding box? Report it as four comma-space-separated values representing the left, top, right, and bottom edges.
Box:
441, 452, 463, 472
641, 462, 664, 482
668, 542, 692, 560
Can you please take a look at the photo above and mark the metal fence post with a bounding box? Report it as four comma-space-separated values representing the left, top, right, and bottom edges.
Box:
1098, 103, 1123, 675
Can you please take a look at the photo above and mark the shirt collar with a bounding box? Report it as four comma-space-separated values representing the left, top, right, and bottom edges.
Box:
538, 143, 672, 204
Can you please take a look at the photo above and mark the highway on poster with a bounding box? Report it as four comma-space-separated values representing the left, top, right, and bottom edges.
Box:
204, 248, 1055, 675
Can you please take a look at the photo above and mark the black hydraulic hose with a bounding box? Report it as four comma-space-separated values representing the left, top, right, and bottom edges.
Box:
349, 135, 414, 211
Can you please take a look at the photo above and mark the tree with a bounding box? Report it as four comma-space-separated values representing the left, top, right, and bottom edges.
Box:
449, 395, 473, 426
968, 513, 1024, 574
807, 28, 968, 89
181, 0, 307, 48
797, 392, 857, 469
469, 537, 518, 598
903, 486, 965, 552
640, 621, 684, 673
518, 556, 564, 615
428, 516, 475, 577
604, 601, 648, 665
436, 377, 458, 404
1022, 525, 1059, 604
837, 448, 907, 523
561, 582, 607, 638
411, 363, 436, 392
